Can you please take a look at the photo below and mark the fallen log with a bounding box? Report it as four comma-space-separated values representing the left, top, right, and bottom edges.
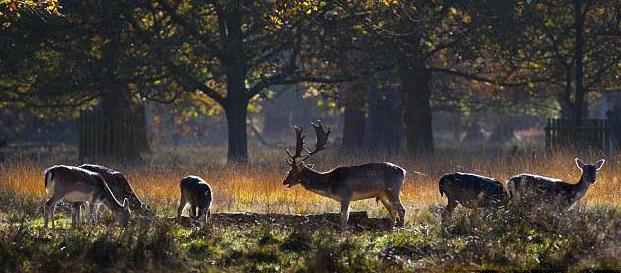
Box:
174, 211, 392, 230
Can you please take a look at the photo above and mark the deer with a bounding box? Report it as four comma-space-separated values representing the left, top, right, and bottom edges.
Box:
439, 172, 509, 224
507, 158, 605, 210
177, 175, 213, 225
282, 120, 408, 230
43, 165, 131, 229
78, 164, 152, 217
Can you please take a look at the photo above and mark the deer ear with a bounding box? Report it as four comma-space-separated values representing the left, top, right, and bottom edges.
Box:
575, 158, 585, 169
595, 159, 606, 170
305, 163, 315, 169
123, 198, 129, 209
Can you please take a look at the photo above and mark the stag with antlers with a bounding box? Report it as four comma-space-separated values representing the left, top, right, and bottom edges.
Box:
283, 120, 409, 230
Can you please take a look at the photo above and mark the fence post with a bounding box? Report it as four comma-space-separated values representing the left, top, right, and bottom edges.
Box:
78, 109, 144, 161
545, 118, 609, 153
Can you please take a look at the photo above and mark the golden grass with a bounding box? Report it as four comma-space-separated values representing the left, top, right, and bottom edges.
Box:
1, 147, 619, 218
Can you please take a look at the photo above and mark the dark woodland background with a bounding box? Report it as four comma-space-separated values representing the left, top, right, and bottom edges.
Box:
1, 0, 621, 163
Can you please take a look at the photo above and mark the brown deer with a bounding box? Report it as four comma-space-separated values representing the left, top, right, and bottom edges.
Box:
439, 172, 509, 224
282, 120, 408, 229
43, 165, 131, 228
177, 175, 213, 224
79, 164, 152, 216
507, 158, 605, 210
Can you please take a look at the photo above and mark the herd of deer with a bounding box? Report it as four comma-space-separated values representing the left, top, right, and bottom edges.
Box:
41, 121, 606, 230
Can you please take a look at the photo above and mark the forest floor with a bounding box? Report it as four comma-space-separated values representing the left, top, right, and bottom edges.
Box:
1, 148, 621, 272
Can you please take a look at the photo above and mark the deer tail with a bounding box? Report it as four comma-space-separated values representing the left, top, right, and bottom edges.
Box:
44, 168, 54, 195
507, 177, 519, 200
438, 174, 451, 197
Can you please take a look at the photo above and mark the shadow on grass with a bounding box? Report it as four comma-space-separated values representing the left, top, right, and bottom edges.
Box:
175, 211, 394, 231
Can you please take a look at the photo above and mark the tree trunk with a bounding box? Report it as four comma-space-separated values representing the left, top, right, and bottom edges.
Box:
401, 68, 434, 154
559, 66, 576, 119
364, 86, 401, 155
340, 82, 366, 154
263, 87, 293, 139
224, 97, 249, 164
574, 0, 587, 124
489, 121, 515, 144
137, 104, 151, 153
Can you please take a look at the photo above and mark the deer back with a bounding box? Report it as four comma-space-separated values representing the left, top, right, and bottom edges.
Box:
180, 176, 212, 208
79, 164, 146, 212
298, 162, 406, 200
508, 174, 581, 208
439, 172, 508, 208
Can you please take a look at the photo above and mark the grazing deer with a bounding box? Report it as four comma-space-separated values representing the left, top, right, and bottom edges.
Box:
507, 158, 605, 210
43, 165, 131, 228
439, 172, 509, 223
283, 120, 408, 229
79, 164, 152, 216
177, 175, 213, 224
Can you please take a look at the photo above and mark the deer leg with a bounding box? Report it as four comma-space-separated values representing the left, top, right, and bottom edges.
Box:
340, 198, 351, 230
471, 207, 482, 223
176, 194, 186, 223
442, 198, 458, 226
189, 205, 197, 219
71, 202, 82, 227
387, 192, 406, 227
196, 207, 209, 226
393, 201, 406, 228
43, 196, 60, 229
70, 206, 76, 227
378, 195, 398, 229
76, 203, 82, 225
88, 202, 98, 225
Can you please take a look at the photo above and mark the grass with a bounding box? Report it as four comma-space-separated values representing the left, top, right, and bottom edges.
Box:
1, 147, 621, 272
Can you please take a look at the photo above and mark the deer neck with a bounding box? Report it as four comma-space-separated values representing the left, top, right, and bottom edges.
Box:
573, 173, 592, 196
299, 168, 331, 194
100, 183, 125, 212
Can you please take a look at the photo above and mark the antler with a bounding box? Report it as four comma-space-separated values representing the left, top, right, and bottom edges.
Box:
286, 126, 305, 166
302, 120, 331, 161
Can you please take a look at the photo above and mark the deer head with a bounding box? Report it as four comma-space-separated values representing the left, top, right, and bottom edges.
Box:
283, 120, 331, 188
114, 198, 131, 226
576, 158, 605, 184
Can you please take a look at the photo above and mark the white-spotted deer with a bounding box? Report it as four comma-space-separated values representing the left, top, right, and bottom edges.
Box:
507, 158, 605, 210
79, 164, 152, 216
282, 120, 408, 229
43, 165, 131, 228
439, 172, 509, 224
177, 175, 213, 225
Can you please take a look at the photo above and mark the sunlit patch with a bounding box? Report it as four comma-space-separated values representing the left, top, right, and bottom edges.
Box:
0, 151, 619, 216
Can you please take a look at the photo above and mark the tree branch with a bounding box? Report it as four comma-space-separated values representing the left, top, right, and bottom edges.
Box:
156, 0, 226, 62
128, 15, 227, 105
430, 67, 553, 87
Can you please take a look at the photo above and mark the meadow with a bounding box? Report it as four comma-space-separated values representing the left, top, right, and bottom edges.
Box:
1, 146, 621, 272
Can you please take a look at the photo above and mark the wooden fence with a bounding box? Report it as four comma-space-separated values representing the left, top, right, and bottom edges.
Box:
78, 110, 143, 160
545, 118, 610, 152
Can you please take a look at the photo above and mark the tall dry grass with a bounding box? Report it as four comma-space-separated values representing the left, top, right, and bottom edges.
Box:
1, 146, 619, 218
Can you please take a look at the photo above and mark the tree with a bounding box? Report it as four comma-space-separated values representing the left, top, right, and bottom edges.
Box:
478, 1, 621, 122
130, 0, 328, 163
0, 0, 151, 160
330, 0, 519, 154
0, 0, 60, 27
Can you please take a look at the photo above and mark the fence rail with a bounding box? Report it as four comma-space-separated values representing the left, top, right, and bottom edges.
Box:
78, 110, 143, 160
545, 118, 609, 152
